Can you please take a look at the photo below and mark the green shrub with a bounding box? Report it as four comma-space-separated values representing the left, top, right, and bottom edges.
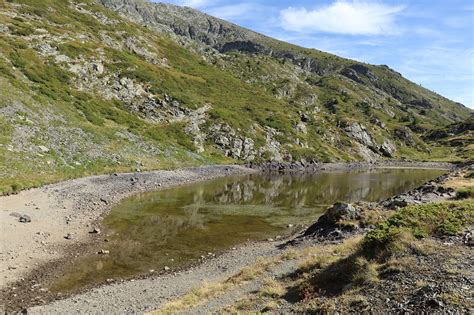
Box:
11, 183, 22, 193
455, 187, 473, 200
363, 201, 474, 259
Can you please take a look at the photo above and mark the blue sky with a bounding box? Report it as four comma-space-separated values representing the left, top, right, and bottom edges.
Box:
156, 0, 474, 108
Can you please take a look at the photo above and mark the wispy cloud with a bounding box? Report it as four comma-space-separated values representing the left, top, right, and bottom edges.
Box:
280, 1, 405, 35
207, 3, 267, 21
164, 0, 213, 9
398, 47, 474, 106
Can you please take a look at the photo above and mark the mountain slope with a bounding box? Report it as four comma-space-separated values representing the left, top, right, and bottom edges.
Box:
423, 115, 474, 160
0, 0, 471, 193
99, 0, 470, 122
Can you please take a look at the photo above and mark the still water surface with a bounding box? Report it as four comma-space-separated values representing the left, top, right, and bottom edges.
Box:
52, 168, 445, 292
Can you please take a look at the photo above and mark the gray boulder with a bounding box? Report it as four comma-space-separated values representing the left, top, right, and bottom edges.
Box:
379, 140, 396, 157
325, 202, 358, 223
302, 202, 359, 238
342, 122, 376, 149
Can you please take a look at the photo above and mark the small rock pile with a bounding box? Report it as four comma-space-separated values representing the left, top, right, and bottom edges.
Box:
382, 181, 455, 209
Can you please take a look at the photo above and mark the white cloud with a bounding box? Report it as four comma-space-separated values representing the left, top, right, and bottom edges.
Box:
182, 0, 209, 7
164, 0, 213, 9
206, 3, 266, 21
280, 1, 404, 35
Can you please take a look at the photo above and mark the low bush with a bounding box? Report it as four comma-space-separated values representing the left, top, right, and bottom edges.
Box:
455, 187, 473, 200
363, 201, 474, 260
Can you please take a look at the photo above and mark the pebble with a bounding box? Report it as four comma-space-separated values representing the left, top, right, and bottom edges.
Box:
19, 215, 32, 223
164, 266, 170, 271
98, 249, 110, 255
90, 228, 101, 234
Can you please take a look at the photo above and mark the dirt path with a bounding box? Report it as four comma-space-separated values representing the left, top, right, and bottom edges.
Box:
0, 165, 256, 291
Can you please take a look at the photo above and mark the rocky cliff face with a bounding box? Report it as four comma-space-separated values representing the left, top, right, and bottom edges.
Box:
0, 0, 471, 193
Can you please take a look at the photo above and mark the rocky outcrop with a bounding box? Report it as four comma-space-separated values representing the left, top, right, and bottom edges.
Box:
260, 127, 284, 162
424, 115, 474, 144
394, 126, 417, 147
341, 121, 388, 160
184, 104, 212, 153
341, 64, 378, 83
342, 122, 377, 149
409, 98, 433, 109
379, 140, 396, 157
208, 124, 255, 160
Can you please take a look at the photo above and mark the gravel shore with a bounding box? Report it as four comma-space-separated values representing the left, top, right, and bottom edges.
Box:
0, 165, 256, 291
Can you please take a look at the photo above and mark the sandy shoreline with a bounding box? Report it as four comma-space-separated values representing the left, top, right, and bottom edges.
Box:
0, 161, 455, 313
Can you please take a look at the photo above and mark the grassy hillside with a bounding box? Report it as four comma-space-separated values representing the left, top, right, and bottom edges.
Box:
0, 0, 471, 194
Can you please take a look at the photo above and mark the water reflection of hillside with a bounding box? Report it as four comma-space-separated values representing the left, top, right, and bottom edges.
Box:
54, 168, 444, 292
209, 169, 442, 208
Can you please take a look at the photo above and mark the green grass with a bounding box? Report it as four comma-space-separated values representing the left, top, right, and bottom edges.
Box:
363, 201, 474, 259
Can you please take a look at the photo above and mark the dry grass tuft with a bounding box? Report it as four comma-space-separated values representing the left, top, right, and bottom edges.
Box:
259, 277, 286, 298
443, 173, 474, 189
151, 255, 282, 314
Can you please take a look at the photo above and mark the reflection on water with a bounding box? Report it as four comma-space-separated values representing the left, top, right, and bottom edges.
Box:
51, 168, 444, 292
